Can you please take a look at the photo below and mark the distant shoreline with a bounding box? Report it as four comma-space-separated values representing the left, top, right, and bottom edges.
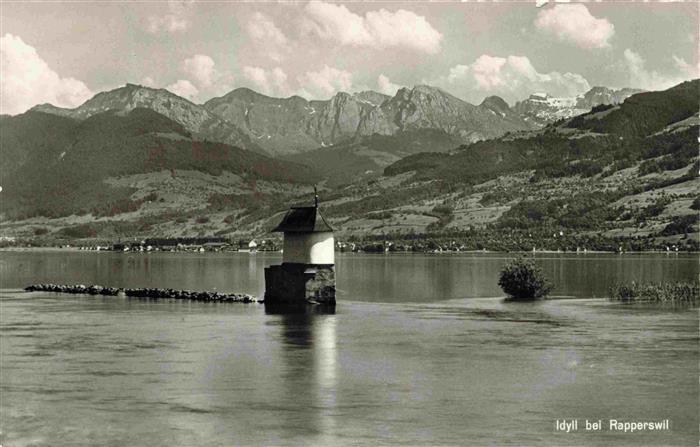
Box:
1, 247, 696, 254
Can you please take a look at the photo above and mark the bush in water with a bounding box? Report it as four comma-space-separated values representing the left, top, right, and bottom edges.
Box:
498, 257, 554, 300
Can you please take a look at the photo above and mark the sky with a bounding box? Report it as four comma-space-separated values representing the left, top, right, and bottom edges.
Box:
1, 1, 698, 115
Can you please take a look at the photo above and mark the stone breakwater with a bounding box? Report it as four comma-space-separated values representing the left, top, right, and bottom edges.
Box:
24, 284, 260, 303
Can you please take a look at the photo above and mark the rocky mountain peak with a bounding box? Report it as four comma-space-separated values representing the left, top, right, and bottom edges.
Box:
513, 86, 643, 127
352, 91, 389, 107
328, 91, 353, 105
72, 83, 199, 117
220, 87, 273, 104
586, 86, 611, 95
123, 82, 147, 90
31, 83, 260, 153
386, 85, 462, 112
480, 96, 511, 114
412, 85, 447, 96
392, 87, 412, 101
577, 86, 644, 109
358, 83, 531, 143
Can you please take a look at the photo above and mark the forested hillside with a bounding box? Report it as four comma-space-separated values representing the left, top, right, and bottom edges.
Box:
1, 81, 697, 250
0, 109, 315, 223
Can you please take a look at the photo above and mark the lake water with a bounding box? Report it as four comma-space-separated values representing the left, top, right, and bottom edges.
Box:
0, 251, 697, 446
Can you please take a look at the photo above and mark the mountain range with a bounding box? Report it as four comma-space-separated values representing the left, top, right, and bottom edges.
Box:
27, 83, 639, 158
513, 87, 643, 127
3, 79, 696, 247
204, 88, 390, 156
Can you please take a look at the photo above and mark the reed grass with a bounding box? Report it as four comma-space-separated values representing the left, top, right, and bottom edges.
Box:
609, 281, 699, 304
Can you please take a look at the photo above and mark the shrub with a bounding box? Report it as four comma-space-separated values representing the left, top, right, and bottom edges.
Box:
480, 192, 501, 206
431, 204, 454, 216
574, 160, 604, 178
690, 197, 700, 211
659, 214, 697, 236
636, 197, 671, 223
609, 282, 698, 304
604, 158, 635, 176
638, 159, 662, 176
367, 211, 393, 220
498, 257, 553, 300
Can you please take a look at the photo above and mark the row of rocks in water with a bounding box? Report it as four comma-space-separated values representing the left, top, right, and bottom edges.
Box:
24, 284, 260, 303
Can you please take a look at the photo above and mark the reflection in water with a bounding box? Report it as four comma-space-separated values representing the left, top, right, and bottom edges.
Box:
276, 313, 337, 443
314, 315, 337, 442
248, 254, 258, 278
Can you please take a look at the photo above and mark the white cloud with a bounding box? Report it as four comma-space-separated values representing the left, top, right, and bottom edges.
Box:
447, 65, 470, 84
246, 12, 288, 47
0, 33, 93, 115
242, 66, 291, 97
297, 65, 353, 99
434, 54, 591, 104
470, 55, 508, 89
377, 74, 401, 96
180, 55, 233, 99
183, 54, 216, 88
146, 0, 192, 34
303, 2, 367, 45
242, 64, 355, 99
364, 8, 442, 54
624, 49, 698, 91
535, 4, 614, 49
303, 1, 442, 54
166, 79, 199, 101
243, 12, 289, 62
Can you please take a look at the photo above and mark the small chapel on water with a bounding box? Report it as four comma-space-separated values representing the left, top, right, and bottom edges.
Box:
264, 188, 336, 308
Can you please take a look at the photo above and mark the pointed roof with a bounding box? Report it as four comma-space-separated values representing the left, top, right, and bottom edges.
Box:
272, 206, 333, 233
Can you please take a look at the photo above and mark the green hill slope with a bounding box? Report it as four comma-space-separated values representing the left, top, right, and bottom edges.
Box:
0, 109, 315, 222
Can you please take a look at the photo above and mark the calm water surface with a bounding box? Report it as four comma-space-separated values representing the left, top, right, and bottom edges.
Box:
0, 251, 697, 446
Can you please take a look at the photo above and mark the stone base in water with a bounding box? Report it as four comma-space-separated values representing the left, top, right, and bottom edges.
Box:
24, 284, 260, 303
264, 263, 336, 308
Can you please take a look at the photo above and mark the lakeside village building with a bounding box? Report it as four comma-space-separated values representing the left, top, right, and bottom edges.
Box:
264, 190, 336, 308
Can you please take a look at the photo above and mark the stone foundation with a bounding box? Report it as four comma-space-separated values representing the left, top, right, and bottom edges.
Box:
264, 263, 336, 308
